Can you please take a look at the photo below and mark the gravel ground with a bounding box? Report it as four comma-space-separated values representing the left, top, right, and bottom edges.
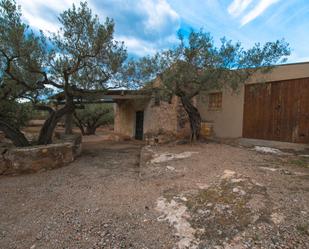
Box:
0, 139, 309, 249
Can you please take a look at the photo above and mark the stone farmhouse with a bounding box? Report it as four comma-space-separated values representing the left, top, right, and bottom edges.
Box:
114, 62, 309, 144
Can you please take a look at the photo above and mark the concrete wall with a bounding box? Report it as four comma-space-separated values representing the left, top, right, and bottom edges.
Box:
198, 62, 309, 138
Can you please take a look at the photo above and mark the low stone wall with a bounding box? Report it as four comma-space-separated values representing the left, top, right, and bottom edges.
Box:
0, 134, 82, 175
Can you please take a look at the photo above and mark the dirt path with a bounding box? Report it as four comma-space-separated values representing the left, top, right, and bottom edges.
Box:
0, 141, 175, 249
0, 140, 308, 249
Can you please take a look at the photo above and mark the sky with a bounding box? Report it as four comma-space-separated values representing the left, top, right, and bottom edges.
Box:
17, 0, 309, 63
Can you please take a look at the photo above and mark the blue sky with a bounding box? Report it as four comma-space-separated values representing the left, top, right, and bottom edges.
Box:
17, 0, 309, 62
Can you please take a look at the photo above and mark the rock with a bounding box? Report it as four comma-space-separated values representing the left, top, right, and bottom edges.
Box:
155, 197, 199, 248
233, 187, 246, 196
180, 196, 188, 202
259, 167, 278, 172
166, 166, 175, 171
271, 213, 285, 225
231, 178, 245, 183
221, 170, 236, 179
280, 169, 292, 175
196, 183, 210, 189
150, 151, 198, 164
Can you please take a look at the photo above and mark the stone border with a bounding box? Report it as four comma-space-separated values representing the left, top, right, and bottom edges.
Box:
0, 134, 82, 175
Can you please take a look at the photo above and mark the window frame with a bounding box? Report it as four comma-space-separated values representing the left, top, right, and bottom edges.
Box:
208, 92, 223, 111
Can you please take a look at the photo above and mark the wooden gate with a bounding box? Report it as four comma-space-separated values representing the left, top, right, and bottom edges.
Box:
243, 78, 309, 143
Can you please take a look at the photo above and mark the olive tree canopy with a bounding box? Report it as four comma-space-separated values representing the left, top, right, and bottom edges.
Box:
0, 0, 128, 146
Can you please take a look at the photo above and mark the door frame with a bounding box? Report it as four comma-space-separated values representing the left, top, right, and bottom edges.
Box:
135, 110, 144, 140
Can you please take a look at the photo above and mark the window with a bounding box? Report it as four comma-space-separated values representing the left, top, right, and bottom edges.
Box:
208, 92, 222, 110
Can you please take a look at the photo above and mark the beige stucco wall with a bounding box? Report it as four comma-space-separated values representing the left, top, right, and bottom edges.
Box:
248, 62, 309, 84
198, 62, 309, 138
114, 99, 149, 137
198, 87, 245, 138
114, 100, 135, 137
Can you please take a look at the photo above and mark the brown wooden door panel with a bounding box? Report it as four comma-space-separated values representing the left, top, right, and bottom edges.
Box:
243, 78, 309, 143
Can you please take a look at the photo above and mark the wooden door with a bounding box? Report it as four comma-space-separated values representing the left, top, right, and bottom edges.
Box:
243, 78, 309, 143
135, 111, 144, 140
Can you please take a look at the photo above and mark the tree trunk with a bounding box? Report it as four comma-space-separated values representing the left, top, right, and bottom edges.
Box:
85, 126, 96, 135
0, 119, 30, 147
180, 95, 202, 142
37, 104, 74, 145
73, 113, 86, 135
64, 93, 74, 135
65, 112, 73, 134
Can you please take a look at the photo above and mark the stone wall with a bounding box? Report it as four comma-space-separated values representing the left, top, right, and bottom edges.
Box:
0, 134, 82, 175
143, 95, 179, 135
114, 94, 196, 143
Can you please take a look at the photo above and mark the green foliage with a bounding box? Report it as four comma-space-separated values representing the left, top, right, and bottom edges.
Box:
0, 0, 46, 134
289, 159, 309, 168
130, 30, 290, 97
0, 0, 127, 145
74, 104, 113, 135
49, 1, 127, 91
0, 0, 47, 100
0, 100, 33, 128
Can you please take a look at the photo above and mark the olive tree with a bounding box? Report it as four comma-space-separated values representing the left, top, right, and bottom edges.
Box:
0, 0, 127, 146
74, 104, 113, 135
48, 1, 126, 135
130, 30, 290, 141
0, 0, 47, 146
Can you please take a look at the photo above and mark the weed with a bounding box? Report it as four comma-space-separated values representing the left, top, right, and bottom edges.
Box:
289, 159, 309, 168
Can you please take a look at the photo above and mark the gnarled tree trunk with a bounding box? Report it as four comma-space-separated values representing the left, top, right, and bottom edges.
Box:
65, 112, 74, 134
37, 104, 74, 145
73, 108, 110, 136
73, 112, 85, 135
64, 87, 74, 135
0, 119, 30, 147
85, 126, 97, 135
180, 95, 201, 142
73, 117, 98, 135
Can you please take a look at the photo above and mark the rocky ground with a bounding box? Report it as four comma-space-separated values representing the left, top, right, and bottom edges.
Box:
0, 138, 308, 249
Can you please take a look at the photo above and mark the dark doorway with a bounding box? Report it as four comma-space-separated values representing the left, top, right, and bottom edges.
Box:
135, 111, 144, 140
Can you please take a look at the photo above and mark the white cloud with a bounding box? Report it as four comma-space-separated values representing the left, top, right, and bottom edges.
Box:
16, 0, 180, 56
241, 0, 281, 26
17, 0, 80, 33
21, 12, 58, 33
141, 0, 179, 31
117, 33, 179, 57
228, 0, 253, 17
116, 36, 157, 56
